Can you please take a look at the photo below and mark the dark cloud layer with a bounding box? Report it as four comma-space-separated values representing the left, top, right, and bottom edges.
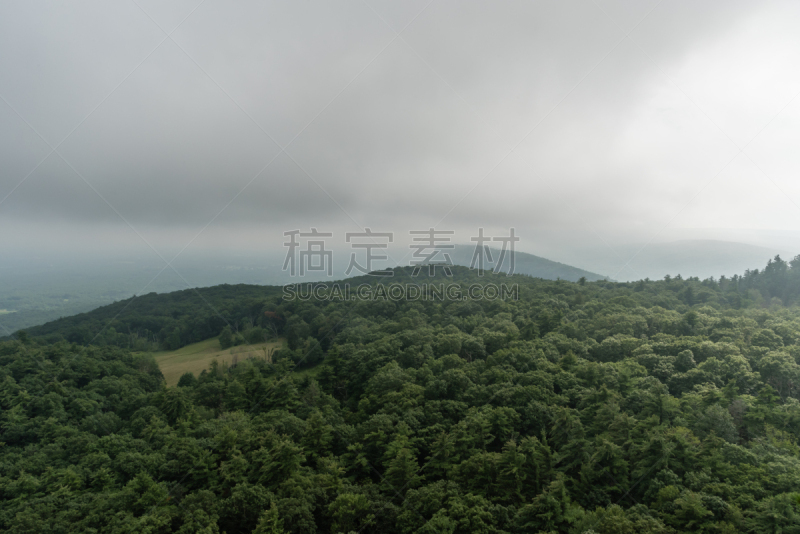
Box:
2, 0, 800, 271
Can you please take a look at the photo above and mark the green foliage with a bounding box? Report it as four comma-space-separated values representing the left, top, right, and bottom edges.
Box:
219, 326, 233, 349
5, 263, 800, 532
177, 371, 197, 388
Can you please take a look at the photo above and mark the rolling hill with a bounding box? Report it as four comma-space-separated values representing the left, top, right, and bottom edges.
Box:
0, 248, 606, 333
441, 244, 608, 282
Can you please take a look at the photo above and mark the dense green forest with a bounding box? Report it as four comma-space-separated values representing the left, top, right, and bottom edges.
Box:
4, 257, 800, 532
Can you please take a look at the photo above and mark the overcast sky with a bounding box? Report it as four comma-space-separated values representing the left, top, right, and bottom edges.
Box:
2, 0, 800, 276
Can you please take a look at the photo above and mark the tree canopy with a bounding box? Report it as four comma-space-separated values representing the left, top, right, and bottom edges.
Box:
3, 260, 800, 532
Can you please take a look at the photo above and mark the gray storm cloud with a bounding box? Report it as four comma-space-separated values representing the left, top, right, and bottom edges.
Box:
2, 0, 800, 265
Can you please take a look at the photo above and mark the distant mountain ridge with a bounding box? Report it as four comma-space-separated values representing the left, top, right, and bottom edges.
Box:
441, 244, 608, 282
552, 239, 787, 282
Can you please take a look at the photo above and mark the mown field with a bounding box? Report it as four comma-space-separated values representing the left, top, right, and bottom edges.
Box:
153, 337, 285, 386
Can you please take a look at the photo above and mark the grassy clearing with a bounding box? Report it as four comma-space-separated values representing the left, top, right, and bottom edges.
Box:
155, 337, 285, 386
0, 309, 16, 315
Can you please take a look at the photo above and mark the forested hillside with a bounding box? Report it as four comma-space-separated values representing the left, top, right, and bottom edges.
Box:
14, 253, 800, 351
7, 246, 607, 343
4, 258, 800, 532
16, 284, 285, 351
0, 246, 606, 334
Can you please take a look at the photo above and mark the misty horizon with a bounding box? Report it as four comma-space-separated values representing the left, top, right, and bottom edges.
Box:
3, 1, 800, 277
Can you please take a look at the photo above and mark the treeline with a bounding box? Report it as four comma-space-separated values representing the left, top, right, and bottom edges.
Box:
17, 284, 284, 352
3, 265, 800, 531
11, 256, 800, 354
721, 254, 800, 305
